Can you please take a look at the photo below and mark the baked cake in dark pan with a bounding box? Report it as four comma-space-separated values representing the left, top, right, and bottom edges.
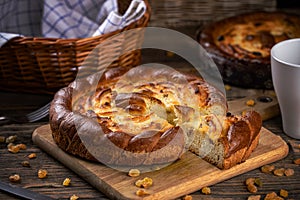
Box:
198, 11, 300, 89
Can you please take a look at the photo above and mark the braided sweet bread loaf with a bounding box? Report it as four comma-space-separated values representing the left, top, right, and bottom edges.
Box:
49, 66, 262, 169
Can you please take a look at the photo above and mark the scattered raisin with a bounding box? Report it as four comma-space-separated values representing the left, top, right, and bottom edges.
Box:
182, 195, 193, 200
17, 143, 27, 150
254, 178, 263, 187
247, 195, 261, 200
63, 178, 71, 186
246, 99, 255, 106
28, 153, 37, 159
245, 178, 255, 186
70, 194, 79, 200
245, 177, 261, 193
7, 143, 26, 153
136, 189, 149, 196
128, 169, 140, 177
279, 189, 288, 198
261, 165, 275, 174
293, 158, 300, 165
201, 186, 211, 195
21, 161, 30, 167
264, 192, 277, 200
7, 143, 13, 148
9, 174, 21, 183
284, 168, 294, 176
273, 168, 285, 176
38, 169, 48, 179
247, 184, 258, 193
0, 136, 5, 143
6, 135, 17, 143
8, 144, 21, 153
264, 192, 284, 200
135, 177, 153, 188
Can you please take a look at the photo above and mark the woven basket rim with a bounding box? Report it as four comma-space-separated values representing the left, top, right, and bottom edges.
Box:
0, 0, 151, 94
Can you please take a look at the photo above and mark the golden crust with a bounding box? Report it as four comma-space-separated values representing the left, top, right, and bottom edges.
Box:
221, 111, 262, 169
50, 66, 262, 169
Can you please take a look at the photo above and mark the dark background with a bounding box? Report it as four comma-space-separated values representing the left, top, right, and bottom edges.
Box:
277, 0, 300, 8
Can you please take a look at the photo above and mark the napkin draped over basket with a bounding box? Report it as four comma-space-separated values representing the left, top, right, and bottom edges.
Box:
0, 0, 150, 94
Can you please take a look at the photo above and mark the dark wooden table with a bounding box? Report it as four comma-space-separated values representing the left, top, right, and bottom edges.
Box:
0, 28, 300, 200
0, 93, 299, 200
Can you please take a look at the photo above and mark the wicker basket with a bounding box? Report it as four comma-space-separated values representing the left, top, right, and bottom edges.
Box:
148, 0, 276, 27
0, 0, 151, 94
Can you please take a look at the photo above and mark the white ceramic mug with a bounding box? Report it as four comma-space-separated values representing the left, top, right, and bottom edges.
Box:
271, 38, 300, 139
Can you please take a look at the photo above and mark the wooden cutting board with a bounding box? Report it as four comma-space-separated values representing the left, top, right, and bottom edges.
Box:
32, 124, 288, 200
226, 86, 280, 121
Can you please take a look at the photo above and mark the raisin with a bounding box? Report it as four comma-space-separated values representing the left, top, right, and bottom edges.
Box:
217, 35, 224, 41
38, 169, 48, 179
247, 184, 258, 193
135, 177, 153, 188
136, 189, 149, 196
9, 174, 21, 183
261, 165, 275, 173
279, 189, 288, 198
201, 187, 211, 195
226, 112, 232, 117
63, 178, 71, 186
247, 195, 261, 200
21, 161, 30, 167
252, 51, 262, 57
294, 158, 300, 165
254, 22, 262, 27
183, 195, 193, 200
273, 168, 285, 176
254, 178, 263, 187
70, 194, 79, 200
28, 153, 37, 159
245, 178, 255, 185
284, 168, 294, 176
128, 169, 140, 177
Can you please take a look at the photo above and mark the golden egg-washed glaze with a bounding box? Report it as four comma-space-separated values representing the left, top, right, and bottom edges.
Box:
50, 66, 261, 169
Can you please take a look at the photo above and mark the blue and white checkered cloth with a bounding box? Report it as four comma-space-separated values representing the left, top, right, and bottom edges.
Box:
0, 0, 146, 47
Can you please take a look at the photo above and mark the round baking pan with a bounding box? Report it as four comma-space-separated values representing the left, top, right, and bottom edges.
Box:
198, 11, 300, 89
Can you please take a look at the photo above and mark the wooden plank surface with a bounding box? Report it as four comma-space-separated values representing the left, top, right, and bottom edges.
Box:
32, 125, 288, 200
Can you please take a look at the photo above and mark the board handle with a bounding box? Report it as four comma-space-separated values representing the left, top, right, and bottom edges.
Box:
228, 94, 280, 121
